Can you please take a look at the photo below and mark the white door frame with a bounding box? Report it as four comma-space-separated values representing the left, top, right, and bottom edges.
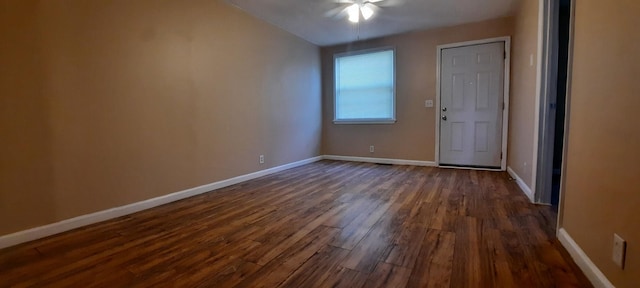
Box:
533, 0, 575, 206
435, 36, 511, 171
532, 0, 576, 230
535, 0, 562, 204
531, 0, 550, 203
556, 0, 576, 233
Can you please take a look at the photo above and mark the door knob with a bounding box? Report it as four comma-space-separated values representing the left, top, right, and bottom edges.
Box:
442, 115, 447, 121
442, 107, 447, 112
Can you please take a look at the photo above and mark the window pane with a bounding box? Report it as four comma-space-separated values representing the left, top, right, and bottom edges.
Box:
335, 49, 394, 122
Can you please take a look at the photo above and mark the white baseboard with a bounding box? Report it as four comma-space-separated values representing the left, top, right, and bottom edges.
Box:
507, 166, 534, 203
0, 156, 323, 250
323, 155, 436, 167
557, 228, 615, 288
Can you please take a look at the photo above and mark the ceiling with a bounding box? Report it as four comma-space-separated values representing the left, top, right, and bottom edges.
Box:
225, 0, 521, 46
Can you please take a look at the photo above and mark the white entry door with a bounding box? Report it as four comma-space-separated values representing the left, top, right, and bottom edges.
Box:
439, 42, 505, 168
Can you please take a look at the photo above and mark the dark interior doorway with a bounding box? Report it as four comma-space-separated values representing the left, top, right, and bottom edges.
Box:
550, 0, 571, 209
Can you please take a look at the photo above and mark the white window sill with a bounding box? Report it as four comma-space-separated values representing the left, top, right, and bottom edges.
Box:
333, 119, 396, 125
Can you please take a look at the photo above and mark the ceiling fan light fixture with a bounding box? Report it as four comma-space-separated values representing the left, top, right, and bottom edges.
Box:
347, 4, 360, 23
361, 5, 374, 20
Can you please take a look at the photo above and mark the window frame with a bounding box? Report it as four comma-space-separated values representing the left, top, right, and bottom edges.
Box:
333, 47, 397, 125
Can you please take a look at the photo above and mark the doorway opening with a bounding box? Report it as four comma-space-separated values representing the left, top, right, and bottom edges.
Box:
550, 0, 571, 209
535, 0, 572, 211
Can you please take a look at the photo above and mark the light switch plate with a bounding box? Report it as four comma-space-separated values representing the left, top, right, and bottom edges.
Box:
530, 54, 534, 66
425, 100, 434, 108
613, 233, 627, 269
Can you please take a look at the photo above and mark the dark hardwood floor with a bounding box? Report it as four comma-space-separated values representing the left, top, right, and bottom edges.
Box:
0, 160, 592, 287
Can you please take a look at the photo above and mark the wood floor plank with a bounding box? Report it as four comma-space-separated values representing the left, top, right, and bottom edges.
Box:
407, 229, 456, 288
255, 202, 348, 266
0, 160, 593, 287
385, 223, 428, 268
340, 193, 408, 272
364, 262, 412, 288
315, 266, 369, 288
483, 226, 516, 287
235, 225, 339, 288
277, 245, 351, 287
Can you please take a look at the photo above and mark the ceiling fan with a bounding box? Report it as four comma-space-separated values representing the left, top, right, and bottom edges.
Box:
325, 0, 404, 23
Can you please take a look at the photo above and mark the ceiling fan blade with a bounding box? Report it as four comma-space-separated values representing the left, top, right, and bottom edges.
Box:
363, 3, 381, 12
374, 0, 404, 7
332, 0, 355, 3
323, 5, 350, 18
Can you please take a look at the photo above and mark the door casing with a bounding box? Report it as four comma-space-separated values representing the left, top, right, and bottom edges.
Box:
435, 37, 511, 171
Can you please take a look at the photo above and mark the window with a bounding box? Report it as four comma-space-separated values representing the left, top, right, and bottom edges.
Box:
334, 48, 395, 124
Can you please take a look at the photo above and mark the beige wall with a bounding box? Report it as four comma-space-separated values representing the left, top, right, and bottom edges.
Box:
507, 0, 538, 187
0, 0, 56, 234
560, 1, 640, 287
0, 0, 321, 236
321, 18, 513, 161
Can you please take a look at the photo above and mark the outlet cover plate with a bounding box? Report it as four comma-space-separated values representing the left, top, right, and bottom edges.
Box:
425, 100, 434, 108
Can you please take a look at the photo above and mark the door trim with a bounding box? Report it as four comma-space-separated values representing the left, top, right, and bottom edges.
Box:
534, 0, 558, 204
556, 0, 576, 237
435, 36, 511, 171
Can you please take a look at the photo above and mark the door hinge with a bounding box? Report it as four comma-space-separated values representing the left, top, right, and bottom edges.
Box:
500, 152, 503, 160
504, 51, 506, 59
502, 102, 505, 110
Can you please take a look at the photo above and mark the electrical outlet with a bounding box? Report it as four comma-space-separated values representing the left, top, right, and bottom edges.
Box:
425, 100, 434, 108
613, 233, 627, 269
259, 155, 265, 164
369, 145, 375, 153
